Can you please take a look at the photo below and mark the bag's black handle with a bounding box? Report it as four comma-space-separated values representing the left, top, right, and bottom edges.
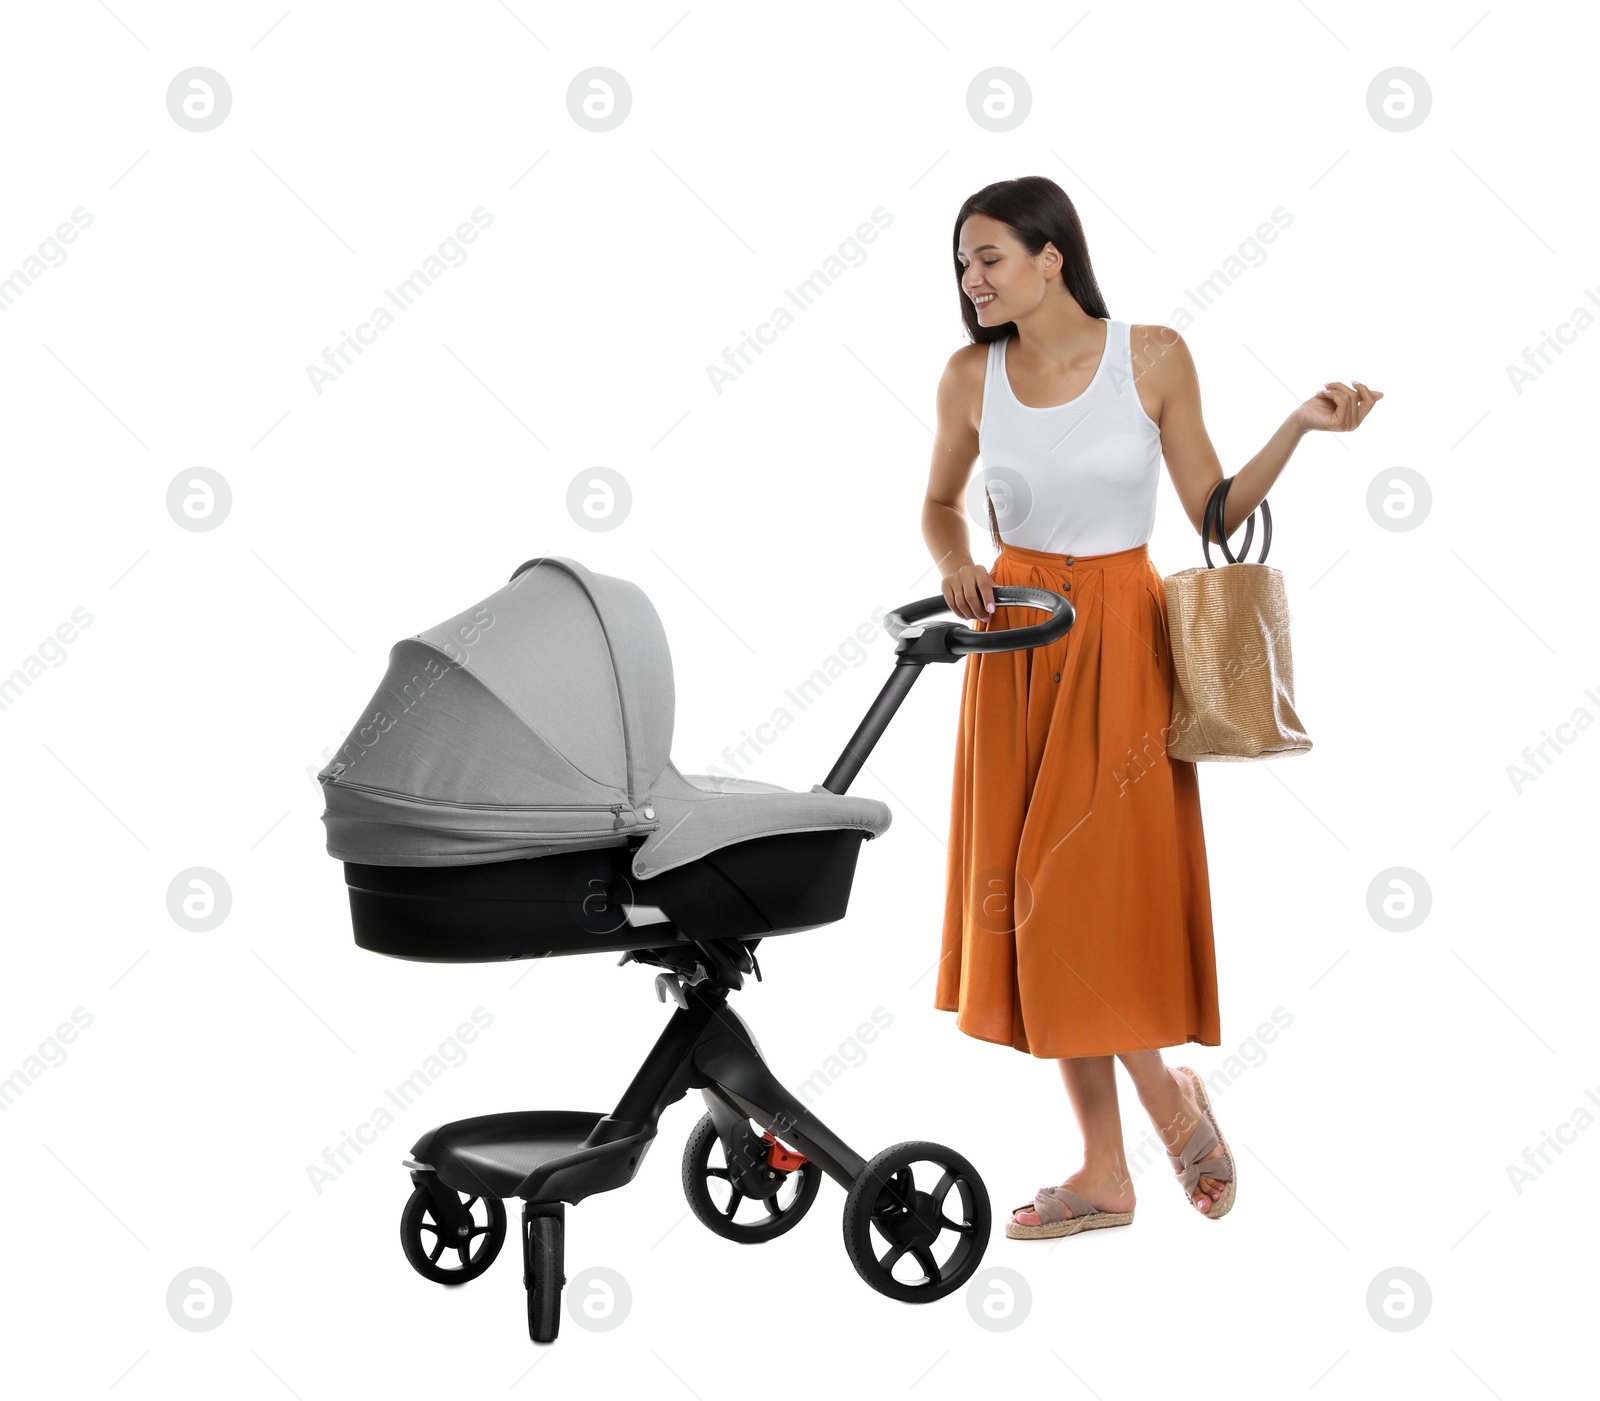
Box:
1202, 475, 1272, 567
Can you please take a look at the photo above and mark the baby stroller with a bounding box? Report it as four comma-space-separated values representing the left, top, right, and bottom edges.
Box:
319, 556, 1073, 1343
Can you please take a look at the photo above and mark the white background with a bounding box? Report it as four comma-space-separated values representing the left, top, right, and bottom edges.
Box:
2, 1, 1594, 1396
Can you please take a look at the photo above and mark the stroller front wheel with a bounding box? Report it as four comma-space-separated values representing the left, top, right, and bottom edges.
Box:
681, 1111, 821, 1243
399, 1185, 507, 1285
842, 1141, 990, 1303
524, 1211, 564, 1344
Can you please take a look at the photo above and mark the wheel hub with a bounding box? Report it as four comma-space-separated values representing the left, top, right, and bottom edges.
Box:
872, 1181, 941, 1251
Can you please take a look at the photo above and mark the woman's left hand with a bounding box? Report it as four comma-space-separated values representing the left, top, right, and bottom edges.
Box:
1291, 380, 1383, 434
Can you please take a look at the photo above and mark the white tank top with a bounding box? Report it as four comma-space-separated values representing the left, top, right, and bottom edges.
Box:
979, 318, 1162, 555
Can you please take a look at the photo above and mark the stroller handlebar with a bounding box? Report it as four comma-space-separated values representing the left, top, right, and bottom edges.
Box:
819, 585, 1076, 794
883, 585, 1076, 660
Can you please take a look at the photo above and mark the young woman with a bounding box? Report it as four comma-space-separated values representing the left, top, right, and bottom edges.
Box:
922, 176, 1380, 1238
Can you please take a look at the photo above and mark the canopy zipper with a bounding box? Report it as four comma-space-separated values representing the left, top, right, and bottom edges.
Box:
324, 774, 649, 820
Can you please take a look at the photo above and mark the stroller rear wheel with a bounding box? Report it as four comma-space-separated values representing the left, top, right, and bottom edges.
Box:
399, 1186, 507, 1285
681, 1110, 821, 1243
842, 1142, 989, 1302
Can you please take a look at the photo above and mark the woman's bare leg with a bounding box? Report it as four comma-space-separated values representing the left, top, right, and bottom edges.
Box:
1010, 1053, 1136, 1226
1117, 1049, 1230, 1212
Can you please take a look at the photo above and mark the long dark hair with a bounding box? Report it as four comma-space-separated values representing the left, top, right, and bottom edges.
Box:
952, 176, 1110, 553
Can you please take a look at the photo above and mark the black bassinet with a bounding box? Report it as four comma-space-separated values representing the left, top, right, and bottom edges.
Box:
319, 557, 894, 960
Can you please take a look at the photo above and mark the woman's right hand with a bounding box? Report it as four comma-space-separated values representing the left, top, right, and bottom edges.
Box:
941, 563, 998, 622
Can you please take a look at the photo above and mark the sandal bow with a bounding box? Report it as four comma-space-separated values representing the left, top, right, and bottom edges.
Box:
1168, 1107, 1235, 1198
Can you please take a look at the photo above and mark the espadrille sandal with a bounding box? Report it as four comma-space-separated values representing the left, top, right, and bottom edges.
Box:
1170, 1065, 1236, 1219
1004, 1184, 1135, 1240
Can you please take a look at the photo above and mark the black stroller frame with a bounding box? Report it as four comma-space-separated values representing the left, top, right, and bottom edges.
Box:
349, 575, 1076, 1344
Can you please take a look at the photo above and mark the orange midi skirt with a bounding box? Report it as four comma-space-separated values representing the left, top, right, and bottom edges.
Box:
936, 539, 1222, 1059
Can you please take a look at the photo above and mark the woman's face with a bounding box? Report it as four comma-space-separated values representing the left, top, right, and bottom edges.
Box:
957, 214, 1058, 325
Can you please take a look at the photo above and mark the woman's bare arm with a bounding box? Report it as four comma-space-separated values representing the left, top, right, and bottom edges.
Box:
1143, 327, 1382, 538
921, 346, 997, 619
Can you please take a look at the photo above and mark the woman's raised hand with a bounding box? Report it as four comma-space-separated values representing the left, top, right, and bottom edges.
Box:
942, 563, 999, 622
1291, 380, 1383, 434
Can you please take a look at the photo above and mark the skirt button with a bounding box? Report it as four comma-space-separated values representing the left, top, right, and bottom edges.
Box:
1053, 672, 1062, 682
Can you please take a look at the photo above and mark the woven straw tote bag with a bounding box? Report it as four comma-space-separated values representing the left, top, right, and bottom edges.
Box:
1163, 475, 1312, 762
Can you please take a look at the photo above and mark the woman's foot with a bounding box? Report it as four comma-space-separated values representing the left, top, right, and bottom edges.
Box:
1010, 1163, 1134, 1228
1162, 1066, 1230, 1213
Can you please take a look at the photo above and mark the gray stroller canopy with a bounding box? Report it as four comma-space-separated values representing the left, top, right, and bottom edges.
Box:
319, 557, 891, 878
